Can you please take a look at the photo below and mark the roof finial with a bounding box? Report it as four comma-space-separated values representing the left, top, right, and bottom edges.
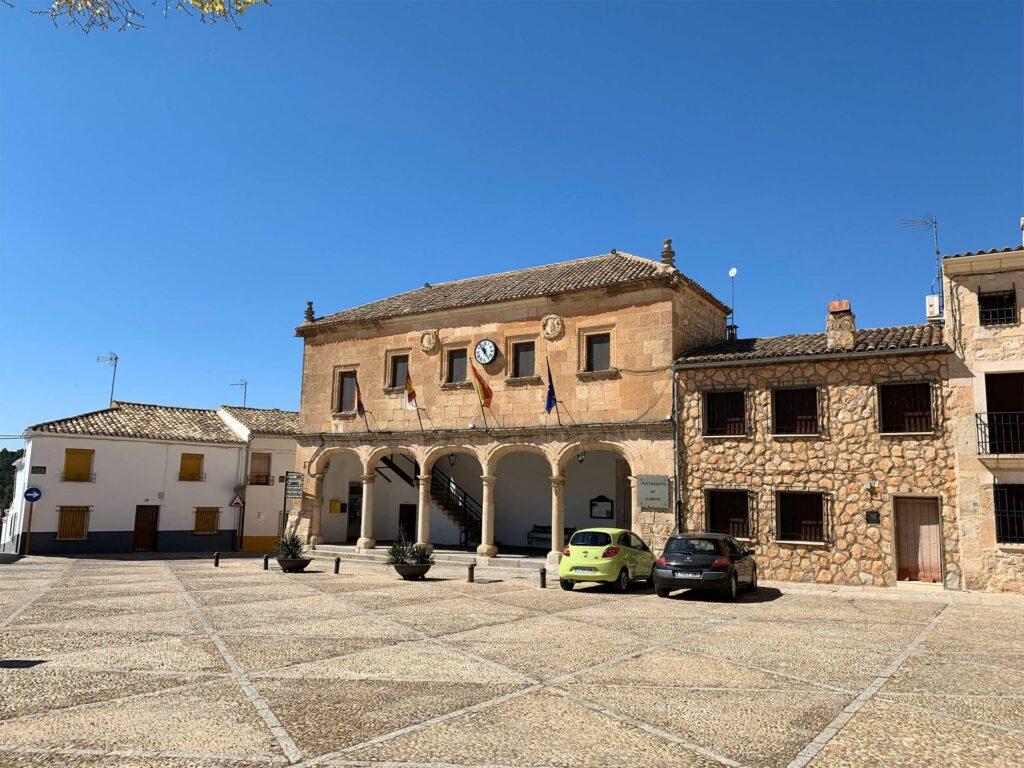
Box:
660, 238, 676, 269
304, 301, 315, 323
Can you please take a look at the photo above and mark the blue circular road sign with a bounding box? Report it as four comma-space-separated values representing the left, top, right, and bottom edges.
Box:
24, 487, 42, 503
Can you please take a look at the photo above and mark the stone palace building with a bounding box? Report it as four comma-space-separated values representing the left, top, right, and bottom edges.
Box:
289, 226, 1024, 592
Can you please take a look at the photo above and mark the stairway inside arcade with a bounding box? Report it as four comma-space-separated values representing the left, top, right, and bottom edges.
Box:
377, 455, 482, 546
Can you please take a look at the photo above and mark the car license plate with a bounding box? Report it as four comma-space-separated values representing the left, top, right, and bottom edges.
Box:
574, 567, 597, 574
674, 571, 700, 579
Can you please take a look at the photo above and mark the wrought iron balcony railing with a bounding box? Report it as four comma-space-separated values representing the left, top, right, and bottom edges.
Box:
977, 413, 1024, 455
247, 473, 274, 486
178, 472, 207, 482
60, 472, 96, 483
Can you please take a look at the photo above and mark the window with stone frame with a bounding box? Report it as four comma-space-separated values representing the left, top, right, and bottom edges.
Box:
772, 387, 819, 435
584, 333, 611, 372
336, 371, 357, 412
388, 354, 409, 389
978, 288, 1018, 327
776, 491, 825, 543
706, 490, 750, 538
878, 382, 933, 433
511, 341, 536, 378
703, 390, 746, 436
446, 348, 468, 383
994, 484, 1024, 545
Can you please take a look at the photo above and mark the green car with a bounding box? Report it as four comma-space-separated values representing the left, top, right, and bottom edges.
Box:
558, 527, 657, 592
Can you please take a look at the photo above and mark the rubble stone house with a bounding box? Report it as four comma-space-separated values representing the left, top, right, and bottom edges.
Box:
291, 230, 1023, 591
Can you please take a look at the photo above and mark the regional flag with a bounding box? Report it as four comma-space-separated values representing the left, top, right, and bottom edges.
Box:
404, 370, 418, 411
354, 373, 366, 417
545, 359, 557, 414
471, 363, 493, 408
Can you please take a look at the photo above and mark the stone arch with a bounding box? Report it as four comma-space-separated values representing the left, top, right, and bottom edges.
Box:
555, 440, 635, 474
365, 445, 424, 475
422, 445, 486, 475
483, 442, 556, 476
309, 446, 362, 476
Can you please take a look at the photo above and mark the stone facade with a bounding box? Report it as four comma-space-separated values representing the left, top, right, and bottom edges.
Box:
944, 247, 1024, 592
289, 251, 728, 562
678, 351, 960, 589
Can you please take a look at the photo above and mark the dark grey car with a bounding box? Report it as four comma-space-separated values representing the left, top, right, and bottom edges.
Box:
652, 533, 757, 600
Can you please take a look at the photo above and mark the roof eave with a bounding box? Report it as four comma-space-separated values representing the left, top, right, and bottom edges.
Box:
673, 344, 950, 371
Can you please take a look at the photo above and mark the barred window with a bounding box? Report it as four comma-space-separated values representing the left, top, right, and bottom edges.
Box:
777, 492, 825, 543
706, 490, 750, 538
978, 289, 1018, 327
994, 485, 1024, 545
704, 391, 746, 436
879, 383, 933, 433
194, 507, 220, 535
773, 388, 819, 434
56, 507, 90, 540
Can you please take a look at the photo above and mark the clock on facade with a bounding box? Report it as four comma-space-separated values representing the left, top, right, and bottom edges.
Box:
474, 339, 497, 365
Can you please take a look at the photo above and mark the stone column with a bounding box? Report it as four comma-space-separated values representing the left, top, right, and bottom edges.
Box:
548, 475, 566, 566
357, 473, 376, 550
309, 475, 324, 545
628, 475, 641, 532
477, 474, 498, 559
416, 474, 432, 546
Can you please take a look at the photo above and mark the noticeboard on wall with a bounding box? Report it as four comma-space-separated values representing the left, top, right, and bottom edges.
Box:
590, 495, 614, 519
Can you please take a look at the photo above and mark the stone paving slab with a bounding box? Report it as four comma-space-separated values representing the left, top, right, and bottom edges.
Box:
1, 555, 1022, 767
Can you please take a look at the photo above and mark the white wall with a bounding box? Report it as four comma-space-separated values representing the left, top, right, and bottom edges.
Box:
494, 453, 550, 547
14, 433, 243, 541
1, 449, 30, 553
321, 453, 362, 543
563, 451, 620, 533
242, 435, 298, 541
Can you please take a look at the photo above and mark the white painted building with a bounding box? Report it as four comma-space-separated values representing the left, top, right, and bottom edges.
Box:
0, 402, 298, 556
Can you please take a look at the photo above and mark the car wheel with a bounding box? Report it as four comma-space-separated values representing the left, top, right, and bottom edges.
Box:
724, 573, 738, 601
655, 586, 671, 598
646, 568, 656, 587
614, 568, 629, 593
747, 565, 758, 592
559, 579, 574, 591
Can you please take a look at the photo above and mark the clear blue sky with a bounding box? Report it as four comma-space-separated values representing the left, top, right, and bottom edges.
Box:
1, 1, 1021, 436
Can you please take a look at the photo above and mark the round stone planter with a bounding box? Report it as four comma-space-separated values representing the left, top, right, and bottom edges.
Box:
392, 563, 432, 580
277, 557, 312, 573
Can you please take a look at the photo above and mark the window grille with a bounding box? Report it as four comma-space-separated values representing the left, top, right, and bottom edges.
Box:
994, 485, 1024, 545
978, 287, 1018, 326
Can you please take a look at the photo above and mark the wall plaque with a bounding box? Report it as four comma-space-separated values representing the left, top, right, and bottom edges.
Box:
636, 475, 670, 508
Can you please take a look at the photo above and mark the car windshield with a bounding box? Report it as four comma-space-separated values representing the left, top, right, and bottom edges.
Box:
665, 537, 722, 555
569, 531, 612, 547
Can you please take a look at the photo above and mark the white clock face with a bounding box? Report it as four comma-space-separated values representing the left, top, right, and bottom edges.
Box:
474, 339, 497, 365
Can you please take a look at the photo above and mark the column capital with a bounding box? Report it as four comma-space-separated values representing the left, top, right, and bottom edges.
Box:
481, 474, 497, 484
361, 473, 376, 483
549, 475, 566, 487
418, 474, 432, 483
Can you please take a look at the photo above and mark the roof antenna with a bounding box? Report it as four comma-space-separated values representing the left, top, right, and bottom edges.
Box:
727, 267, 738, 340
231, 379, 248, 407
96, 352, 119, 408
900, 216, 942, 316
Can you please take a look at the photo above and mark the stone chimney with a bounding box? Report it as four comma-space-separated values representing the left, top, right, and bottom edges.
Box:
304, 301, 315, 323
660, 238, 676, 269
825, 299, 856, 350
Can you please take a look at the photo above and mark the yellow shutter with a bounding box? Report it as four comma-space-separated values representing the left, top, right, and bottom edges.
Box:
179, 453, 204, 481
63, 449, 94, 481
194, 507, 220, 535
57, 507, 89, 540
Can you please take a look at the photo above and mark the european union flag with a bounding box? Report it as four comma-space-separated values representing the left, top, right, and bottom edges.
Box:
545, 360, 557, 414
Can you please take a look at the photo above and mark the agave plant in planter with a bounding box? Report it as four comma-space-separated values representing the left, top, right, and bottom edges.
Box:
276, 533, 312, 573
386, 540, 435, 580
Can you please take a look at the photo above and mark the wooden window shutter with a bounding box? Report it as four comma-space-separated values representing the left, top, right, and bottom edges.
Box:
180, 453, 204, 481
57, 506, 90, 540
63, 449, 94, 481
194, 507, 220, 535
250, 452, 271, 475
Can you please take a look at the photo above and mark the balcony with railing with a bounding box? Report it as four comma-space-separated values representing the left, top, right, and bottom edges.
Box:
178, 472, 207, 482
60, 472, 96, 483
977, 413, 1024, 457
247, 473, 274, 486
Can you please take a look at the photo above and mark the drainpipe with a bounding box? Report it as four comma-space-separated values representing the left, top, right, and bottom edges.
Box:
672, 371, 683, 534
237, 433, 253, 551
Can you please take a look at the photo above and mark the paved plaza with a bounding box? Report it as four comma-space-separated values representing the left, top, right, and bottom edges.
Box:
0, 556, 1021, 768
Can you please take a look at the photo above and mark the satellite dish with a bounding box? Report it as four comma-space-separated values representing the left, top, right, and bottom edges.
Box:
728, 267, 738, 278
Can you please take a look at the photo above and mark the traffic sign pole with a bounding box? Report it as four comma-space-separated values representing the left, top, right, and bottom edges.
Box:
24, 502, 34, 556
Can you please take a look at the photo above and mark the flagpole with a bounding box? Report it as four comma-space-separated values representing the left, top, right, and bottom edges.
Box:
479, 401, 489, 430
415, 408, 425, 435
546, 356, 562, 426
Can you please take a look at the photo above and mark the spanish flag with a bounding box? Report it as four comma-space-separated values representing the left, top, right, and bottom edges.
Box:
471, 363, 493, 408
404, 370, 418, 411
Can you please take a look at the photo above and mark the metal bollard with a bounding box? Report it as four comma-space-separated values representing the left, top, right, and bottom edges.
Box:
334, 556, 341, 575
263, 554, 270, 571
538, 566, 546, 589
467, 563, 475, 583
213, 552, 220, 568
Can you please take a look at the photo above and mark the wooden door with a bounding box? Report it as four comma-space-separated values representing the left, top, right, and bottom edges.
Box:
895, 498, 941, 583
133, 506, 159, 552
398, 504, 417, 543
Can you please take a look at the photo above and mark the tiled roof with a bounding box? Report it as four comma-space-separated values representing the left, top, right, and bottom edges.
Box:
676, 324, 946, 366
27, 402, 245, 444
221, 406, 299, 436
300, 252, 729, 333
943, 246, 1023, 259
